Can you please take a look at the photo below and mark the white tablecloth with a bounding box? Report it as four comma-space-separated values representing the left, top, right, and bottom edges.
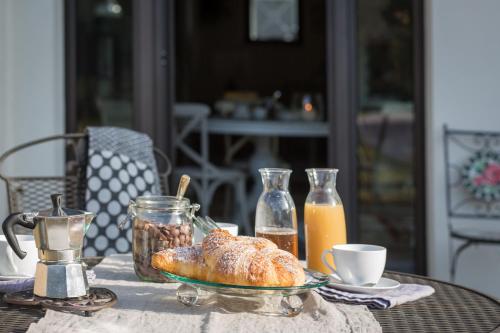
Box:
27, 254, 381, 333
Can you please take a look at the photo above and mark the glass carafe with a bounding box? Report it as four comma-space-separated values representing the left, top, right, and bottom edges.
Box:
255, 168, 298, 257
305, 168, 346, 274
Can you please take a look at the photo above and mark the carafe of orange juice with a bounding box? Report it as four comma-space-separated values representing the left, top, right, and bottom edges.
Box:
304, 168, 346, 274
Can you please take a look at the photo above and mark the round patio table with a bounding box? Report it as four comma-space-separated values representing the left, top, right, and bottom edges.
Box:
374, 272, 499, 332
0, 269, 498, 333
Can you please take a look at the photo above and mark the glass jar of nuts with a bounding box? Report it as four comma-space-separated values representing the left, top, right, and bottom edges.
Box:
127, 196, 199, 282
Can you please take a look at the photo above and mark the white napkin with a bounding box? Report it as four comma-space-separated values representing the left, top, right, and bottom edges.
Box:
317, 283, 435, 309
0, 270, 96, 294
0, 278, 34, 294
27, 255, 383, 333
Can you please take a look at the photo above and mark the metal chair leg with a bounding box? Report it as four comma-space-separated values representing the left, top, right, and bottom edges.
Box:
223, 185, 232, 217
234, 179, 251, 235
450, 240, 473, 282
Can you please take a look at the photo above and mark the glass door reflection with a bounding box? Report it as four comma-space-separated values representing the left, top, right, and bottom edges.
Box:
356, 0, 417, 272
75, 0, 133, 130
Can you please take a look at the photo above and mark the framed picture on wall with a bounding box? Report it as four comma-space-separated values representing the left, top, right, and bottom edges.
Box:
249, 0, 300, 42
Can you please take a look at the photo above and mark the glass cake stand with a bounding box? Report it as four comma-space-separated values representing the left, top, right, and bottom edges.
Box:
161, 269, 329, 316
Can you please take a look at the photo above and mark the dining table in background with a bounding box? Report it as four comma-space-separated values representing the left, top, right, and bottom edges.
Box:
204, 112, 414, 211
204, 118, 330, 209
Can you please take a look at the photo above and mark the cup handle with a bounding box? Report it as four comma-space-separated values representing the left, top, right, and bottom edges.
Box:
321, 249, 339, 276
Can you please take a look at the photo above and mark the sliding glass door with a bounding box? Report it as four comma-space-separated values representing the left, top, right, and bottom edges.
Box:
355, 0, 423, 273
65, 0, 174, 155
327, 0, 425, 273
67, 0, 134, 131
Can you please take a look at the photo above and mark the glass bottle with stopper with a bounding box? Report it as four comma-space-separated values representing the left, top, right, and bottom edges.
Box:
304, 168, 346, 274
255, 168, 298, 257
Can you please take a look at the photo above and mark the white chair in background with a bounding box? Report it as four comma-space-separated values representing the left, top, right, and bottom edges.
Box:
173, 103, 252, 235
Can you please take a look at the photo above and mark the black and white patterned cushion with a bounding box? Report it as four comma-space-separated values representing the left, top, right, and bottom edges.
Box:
83, 149, 158, 256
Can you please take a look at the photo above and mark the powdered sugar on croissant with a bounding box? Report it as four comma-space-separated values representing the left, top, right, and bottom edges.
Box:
151, 229, 305, 287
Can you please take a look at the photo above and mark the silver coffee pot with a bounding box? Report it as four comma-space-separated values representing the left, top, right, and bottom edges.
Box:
2, 193, 95, 298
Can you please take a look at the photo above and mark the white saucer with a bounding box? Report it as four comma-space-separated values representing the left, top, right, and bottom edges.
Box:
0, 275, 33, 281
327, 276, 400, 294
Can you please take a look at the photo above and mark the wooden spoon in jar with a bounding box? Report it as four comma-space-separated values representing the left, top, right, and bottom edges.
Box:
176, 174, 190, 200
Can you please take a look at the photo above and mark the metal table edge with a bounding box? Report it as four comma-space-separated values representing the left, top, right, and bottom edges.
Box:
383, 270, 500, 306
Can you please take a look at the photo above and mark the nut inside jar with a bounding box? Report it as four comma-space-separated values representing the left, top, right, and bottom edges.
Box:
133, 218, 193, 282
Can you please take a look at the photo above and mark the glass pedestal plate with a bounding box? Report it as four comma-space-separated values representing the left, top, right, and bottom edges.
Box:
161, 269, 329, 317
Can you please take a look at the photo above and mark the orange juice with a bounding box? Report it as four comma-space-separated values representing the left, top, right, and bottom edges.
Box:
304, 203, 346, 274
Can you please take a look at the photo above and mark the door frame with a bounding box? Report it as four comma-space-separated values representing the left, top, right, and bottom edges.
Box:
412, 0, 427, 275
326, 0, 359, 244
132, 0, 175, 157
326, 0, 427, 274
64, 0, 77, 134
64, 0, 175, 160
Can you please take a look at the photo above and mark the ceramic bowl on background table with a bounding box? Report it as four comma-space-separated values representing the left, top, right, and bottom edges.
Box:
193, 222, 238, 244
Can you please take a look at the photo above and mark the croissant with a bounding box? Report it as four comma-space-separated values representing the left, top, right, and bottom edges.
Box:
151, 229, 305, 287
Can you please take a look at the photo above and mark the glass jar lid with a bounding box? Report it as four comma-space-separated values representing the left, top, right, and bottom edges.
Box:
134, 195, 192, 211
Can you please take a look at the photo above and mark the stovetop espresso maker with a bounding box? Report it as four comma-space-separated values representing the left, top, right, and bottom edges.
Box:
2, 193, 95, 298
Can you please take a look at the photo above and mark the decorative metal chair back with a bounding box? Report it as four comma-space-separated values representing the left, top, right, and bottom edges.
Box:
444, 125, 500, 220
0, 134, 85, 214
444, 125, 500, 280
172, 103, 251, 234
174, 103, 219, 201
0, 133, 171, 214
173, 103, 218, 173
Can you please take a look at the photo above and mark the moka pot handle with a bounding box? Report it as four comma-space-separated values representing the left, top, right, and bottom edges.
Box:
1, 213, 36, 259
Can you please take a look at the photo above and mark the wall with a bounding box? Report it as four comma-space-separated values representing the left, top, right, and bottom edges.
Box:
176, 0, 326, 104
426, 0, 500, 297
0, 0, 65, 220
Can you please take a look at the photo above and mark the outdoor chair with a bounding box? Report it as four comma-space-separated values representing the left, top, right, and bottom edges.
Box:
173, 103, 252, 235
443, 125, 500, 281
0, 132, 171, 235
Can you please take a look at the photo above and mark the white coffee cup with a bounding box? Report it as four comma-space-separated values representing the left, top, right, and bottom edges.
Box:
194, 222, 239, 243
321, 244, 386, 286
0, 234, 38, 277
